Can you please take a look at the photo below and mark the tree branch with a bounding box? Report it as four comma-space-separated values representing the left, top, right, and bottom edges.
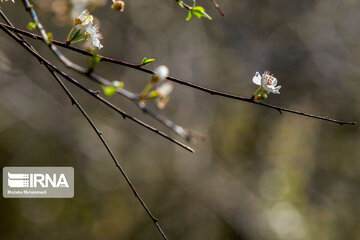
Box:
1, 22, 355, 126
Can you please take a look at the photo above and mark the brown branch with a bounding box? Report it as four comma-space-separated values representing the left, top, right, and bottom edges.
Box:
1, 23, 355, 126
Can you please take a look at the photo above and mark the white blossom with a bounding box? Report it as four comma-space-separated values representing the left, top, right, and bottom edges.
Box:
156, 82, 173, 109
85, 24, 103, 49
75, 10, 93, 26
253, 71, 281, 94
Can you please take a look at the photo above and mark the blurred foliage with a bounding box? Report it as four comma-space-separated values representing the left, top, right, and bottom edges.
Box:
0, 0, 359, 240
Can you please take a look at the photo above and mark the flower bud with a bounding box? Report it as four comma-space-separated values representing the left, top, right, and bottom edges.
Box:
261, 92, 268, 100
152, 65, 169, 83
156, 82, 173, 109
112, 0, 125, 12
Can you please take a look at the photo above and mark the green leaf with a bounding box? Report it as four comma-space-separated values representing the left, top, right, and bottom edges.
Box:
191, 6, 212, 20
192, 6, 205, 12
177, 1, 184, 8
201, 11, 212, 20
27, 22, 38, 31
186, 10, 192, 21
70, 29, 83, 42
141, 57, 156, 66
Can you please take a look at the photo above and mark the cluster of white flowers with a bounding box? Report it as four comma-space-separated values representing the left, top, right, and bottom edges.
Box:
75, 10, 103, 49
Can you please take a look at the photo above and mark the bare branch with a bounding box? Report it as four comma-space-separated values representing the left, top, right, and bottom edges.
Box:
1, 23, 355, 126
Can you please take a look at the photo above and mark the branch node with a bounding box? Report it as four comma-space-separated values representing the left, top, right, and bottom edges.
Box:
91, 90, 99, 95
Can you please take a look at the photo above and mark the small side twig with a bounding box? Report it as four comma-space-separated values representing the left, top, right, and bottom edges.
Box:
210, 0, 225, 16
176, 0, 192, 10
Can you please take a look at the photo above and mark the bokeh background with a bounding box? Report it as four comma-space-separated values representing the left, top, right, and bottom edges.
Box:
0, 0, 359, 239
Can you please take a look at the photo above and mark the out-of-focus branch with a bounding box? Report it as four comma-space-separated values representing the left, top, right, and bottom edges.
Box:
210, 0, 224, 16
19, 0, 196, 141
2, 23, 355, 126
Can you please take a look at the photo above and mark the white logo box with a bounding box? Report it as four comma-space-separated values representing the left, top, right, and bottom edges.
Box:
3, 167, 74, 198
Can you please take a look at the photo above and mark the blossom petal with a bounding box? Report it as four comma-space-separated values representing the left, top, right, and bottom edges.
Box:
252, 72, 262, 85
86, 25, 103, 49
272, 89, 280, 94
153, 65, 169, 82
157, 82, 174, 97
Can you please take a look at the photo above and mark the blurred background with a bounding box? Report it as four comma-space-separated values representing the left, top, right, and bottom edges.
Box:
0, 0, 359, 239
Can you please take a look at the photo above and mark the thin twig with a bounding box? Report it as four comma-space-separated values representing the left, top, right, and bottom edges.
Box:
210, 0, 225, 16
1, 22, 355, 126
176, 0, 192, 10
